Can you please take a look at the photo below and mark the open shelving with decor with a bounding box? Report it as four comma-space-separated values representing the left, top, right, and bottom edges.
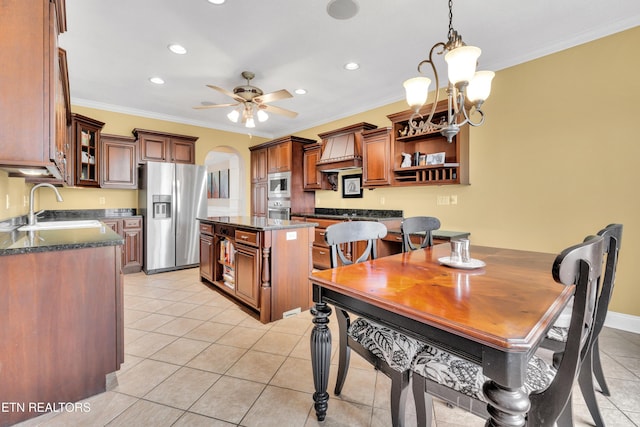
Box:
387, 99, 469, 186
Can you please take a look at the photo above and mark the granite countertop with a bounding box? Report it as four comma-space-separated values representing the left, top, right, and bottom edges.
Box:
292, 208, 403, 221
0, 224, 124, 256
39, 208, 139, 220
199, 216, 318, 231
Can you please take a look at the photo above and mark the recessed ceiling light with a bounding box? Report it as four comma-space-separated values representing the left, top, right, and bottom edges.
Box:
295, 88, 307, 95
344, 62, 360, 71
149, 77, 165, 85
168, 44, 187, 54
207, 0, 225, 4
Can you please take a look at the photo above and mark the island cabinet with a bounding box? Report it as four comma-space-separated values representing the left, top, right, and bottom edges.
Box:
0, 0, 68, 179
133, 128, 197, 164
0, 242, 123, 427
387, 100, 469, 186
199, 217, 315, 323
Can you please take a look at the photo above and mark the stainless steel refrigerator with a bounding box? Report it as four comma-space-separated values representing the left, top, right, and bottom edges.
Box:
138, 161, 207, 274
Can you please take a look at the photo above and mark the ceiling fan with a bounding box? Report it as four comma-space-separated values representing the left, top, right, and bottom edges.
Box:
194, 71, 298, 128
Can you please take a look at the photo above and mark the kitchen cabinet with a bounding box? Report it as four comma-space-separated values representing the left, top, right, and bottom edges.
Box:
199, 218, 315, 323
71, 113, 104, 187
0, 0, 68, 179
249, 136, 316, 217
199, 223, 214, 282
133, 128, 197, 164
303, 143, 333, 190
101, 216, 143, 274
56, 48, 72, 184
362, 127, 393, 187
251, 147, 268, 183
387, 100, 469, 186
0, 243, 123, 427
100, 134, 138, 189
267, 141, 292, 172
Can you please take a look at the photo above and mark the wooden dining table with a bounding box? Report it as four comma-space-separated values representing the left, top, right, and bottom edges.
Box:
308, 243, 575, 427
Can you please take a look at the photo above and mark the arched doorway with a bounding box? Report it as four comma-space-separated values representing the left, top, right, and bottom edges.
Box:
204, 147, 245, 217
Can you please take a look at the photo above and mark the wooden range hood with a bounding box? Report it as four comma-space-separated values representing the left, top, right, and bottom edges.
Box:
316, 122, 377, 172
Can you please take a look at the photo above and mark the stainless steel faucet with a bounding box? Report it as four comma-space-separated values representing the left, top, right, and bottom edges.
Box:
28, 183, 63, 226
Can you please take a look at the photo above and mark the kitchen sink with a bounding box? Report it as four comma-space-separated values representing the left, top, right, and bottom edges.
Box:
18, 219, 103, 231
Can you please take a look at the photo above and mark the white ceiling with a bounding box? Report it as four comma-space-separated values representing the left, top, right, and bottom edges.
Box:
59, 0, 640, 139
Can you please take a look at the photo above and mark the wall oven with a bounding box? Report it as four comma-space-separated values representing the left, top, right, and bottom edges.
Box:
267, 172, 291, 199
267, 199, 291, 221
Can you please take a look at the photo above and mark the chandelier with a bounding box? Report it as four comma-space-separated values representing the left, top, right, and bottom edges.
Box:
403, 0, 494, 142
226, 103, 269, 129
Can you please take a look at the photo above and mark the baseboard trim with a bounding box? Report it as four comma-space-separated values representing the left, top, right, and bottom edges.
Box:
605, 311, 640, 334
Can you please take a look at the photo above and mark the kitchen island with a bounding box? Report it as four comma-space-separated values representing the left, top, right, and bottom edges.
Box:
198, 216, 316, 323
0, 223, 124, 427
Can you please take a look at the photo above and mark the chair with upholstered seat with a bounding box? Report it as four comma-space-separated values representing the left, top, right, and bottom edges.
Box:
542, 223, 622, 427
325, 221, 422, 427
400, 216, 441, 252
410, 234, 605, 427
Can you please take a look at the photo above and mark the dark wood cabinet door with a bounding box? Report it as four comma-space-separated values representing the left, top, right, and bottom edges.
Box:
199, 234, 214, 282
122, 218, 143, 274
170, 139, 195, 164
235, 243, 260, 308
251, 182, 268, 217
138, 134, 169, 163
363, 128, 392, 187
267, 141, 292, 172
72, 113, 104, 187
101, 134, 137, 189
251, 148, 268, 183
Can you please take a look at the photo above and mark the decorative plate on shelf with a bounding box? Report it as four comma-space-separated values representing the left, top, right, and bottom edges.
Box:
438, 257, 486, 270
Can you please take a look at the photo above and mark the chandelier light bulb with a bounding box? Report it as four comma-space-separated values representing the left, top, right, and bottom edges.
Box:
466, 70, 495, 104
444, 45, 481, 85
403, 77, 432, 112
227, 109, 240, 123
245, 117, 256, 128
257, 109, 269, 122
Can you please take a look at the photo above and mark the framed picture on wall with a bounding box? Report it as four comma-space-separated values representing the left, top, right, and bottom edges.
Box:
209, 171, 220, 199
342, 174, 363, 198
219, 169, 229, 199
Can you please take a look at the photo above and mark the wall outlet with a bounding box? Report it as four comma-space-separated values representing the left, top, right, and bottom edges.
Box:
99, 197, 106, 205
380, 196, 385, 205
437, 195, 450, 205
450, 195, 458, 205
5, 195, 9, 209
24, 195, 28, 207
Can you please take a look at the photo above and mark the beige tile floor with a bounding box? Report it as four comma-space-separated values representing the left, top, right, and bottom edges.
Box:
15, 268, 640, 427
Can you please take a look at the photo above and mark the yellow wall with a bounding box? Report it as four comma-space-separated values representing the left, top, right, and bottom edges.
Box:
1, 27, 638, 317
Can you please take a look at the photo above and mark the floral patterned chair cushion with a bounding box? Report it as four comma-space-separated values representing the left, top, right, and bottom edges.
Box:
348, 317, 423, 371
411, 344, 556, 401
546, 299, 573, 343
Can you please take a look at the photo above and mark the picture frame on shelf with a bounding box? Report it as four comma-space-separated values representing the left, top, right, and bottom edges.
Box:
426, 152, 446, 165
342, 174, 363, 198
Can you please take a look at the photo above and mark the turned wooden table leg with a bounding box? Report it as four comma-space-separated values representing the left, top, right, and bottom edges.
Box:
483, 380, 530, 427
310, 302, 332, 421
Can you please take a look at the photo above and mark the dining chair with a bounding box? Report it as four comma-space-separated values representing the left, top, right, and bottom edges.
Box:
325, 221, 421, 427
400, 216, 441, 252
542, 223, 622, 427
409, 234, 605, 427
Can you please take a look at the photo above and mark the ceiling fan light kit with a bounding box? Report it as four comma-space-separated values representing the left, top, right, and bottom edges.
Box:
327, 0, 359, 20
403, 0, 494, 142
195, 71, 297, 128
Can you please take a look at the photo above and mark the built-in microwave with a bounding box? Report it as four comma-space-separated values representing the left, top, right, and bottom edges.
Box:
267, 171, 291, 199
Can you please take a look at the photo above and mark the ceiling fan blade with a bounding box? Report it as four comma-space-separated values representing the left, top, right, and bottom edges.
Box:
192, 102, 239, 110
253, 89, 293, 105
261, 104, 298, 118
206, 84, 245, 103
